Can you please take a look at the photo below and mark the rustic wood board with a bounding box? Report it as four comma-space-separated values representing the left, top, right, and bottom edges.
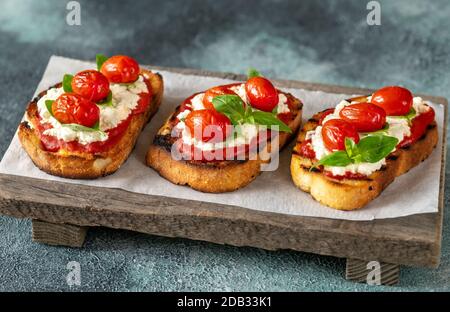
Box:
0, 66, 446, 270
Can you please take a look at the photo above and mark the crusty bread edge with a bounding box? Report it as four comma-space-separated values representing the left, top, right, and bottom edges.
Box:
147, 95, 303, 193
18, 69, 164, 179
290, 111, 439, 210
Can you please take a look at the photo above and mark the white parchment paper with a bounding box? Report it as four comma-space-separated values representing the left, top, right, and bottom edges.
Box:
0, 56, 444, 220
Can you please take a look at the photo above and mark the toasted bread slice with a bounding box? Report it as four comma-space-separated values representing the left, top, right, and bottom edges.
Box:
290, 109, 438, 210
19, 69, 163, 179
147, 93, 303, 193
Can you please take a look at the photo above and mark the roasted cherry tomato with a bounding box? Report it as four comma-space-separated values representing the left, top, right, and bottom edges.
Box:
245, 76, 278, 112
203, 86, 238, 110
318, 108, 335, 125
321, 119, 360, 151
52, 93, 99, 128
185, 109, 232, 143
371, 86, 413, 116
71, 70, 110, 102
399, 107, 435, 148
339, 103, 386, 132
100, 55, 140, 83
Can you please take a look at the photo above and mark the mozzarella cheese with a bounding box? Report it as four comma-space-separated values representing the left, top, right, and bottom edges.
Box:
306, 96, 430, 176
36, 75, 148, 145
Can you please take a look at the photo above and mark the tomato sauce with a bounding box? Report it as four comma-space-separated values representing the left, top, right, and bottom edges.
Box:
399, 107, 435, 148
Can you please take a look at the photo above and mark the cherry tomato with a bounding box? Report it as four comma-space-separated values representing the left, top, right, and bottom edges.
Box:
203, 86, 238, 110
100, 55, 140, 83
321, 119, 360, 151
339, 103, 386, 132
52, 93, 99, 128
185, 109, 232, 143
71, 70, 110, 102
371, 86, 413, 116
318, 108, 335, 125
245, 77, 278, 112
399, 107, 435, 148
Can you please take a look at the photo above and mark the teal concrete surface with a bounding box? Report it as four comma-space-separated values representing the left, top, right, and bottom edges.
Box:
0, 0, 449, 291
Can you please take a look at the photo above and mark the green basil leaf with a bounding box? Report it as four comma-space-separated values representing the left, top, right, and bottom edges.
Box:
363, 123, 390, 136
250, 111, 292, 133
97, 91, 113, 106
63, 123, 103, 133
63, 74, 73, 92
45, 100, 55, 117
212, 95, 246, 125
344, 137, 358, 158
248, 68, 261, 79
355, 135, 399, 163
96, 54, 108, 70
315, 151, 352, 168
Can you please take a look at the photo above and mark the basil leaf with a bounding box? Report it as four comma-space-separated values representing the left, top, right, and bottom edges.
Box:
364, 123, 389, 136
212, 95, 246, 125
250, 111, 291, 133
315, 151, 352, 167
62, 74, 73, 92
63, 123, 102, 133
344, 138, 358, 159
248, 68, 261, 79
45, 100, 55, 116
355, 135, 399, 163
98, 91, 113, 106
96, 54, 108, 70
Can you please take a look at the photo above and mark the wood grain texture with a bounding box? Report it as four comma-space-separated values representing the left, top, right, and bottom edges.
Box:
32, 219, 87, 248
346, 259, 400, 286
0, 66, 447, 268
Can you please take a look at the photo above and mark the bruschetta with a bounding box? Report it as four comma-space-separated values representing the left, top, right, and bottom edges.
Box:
147, 70, 303, 192
291, 86, 438, 210
19, 54, 163, 179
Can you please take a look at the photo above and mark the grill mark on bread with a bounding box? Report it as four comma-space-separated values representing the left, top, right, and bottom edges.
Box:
386, 155, 398, 161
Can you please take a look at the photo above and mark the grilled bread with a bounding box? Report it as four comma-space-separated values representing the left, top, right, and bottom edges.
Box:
19, 69, 163, 179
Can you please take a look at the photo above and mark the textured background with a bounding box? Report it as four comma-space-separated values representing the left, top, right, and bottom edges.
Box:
0, 0, 449, 291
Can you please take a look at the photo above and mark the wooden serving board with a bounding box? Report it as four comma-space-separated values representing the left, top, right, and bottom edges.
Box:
0, 67, 447, 286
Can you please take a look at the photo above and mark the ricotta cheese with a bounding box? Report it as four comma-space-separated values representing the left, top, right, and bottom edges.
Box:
36, 75, 148, 145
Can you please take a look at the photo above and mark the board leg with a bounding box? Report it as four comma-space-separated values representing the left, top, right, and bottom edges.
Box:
345, 258, 400, 286
32, 219, 88, 248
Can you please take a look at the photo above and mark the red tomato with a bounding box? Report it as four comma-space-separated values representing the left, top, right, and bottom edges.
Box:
399, 107, 435, 148
100, 55, 140, 83
339, 103, 386, 132
371, 86, 413, 116
52, 93, 99, 128
318, 108, 335, 125
321, 119, 360, 151
185, 109, 232, 143
71, 70, 110, 102
245, 77, 278, 112
203, 86, 238, 110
